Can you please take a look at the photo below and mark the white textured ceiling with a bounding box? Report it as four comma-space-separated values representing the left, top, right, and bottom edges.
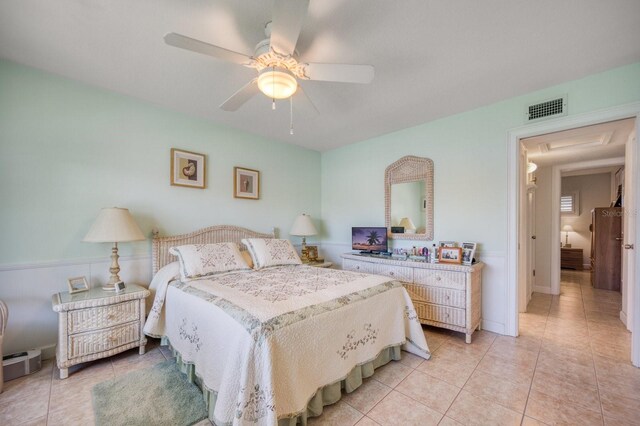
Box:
523, 118, 635, 166
1, 0, 639, 151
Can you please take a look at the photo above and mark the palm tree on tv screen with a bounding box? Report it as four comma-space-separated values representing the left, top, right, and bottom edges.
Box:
366, 231, 381, 246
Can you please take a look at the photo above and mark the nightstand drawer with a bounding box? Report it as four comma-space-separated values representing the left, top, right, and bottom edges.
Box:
68, 300, 140, 334
404, 283, 465, 308
413, 301, 465, 327
68, 321, 140, 359
414, 269, 465, 290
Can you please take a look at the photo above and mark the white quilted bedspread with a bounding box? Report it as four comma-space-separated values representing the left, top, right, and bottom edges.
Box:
144, 264, 430, 425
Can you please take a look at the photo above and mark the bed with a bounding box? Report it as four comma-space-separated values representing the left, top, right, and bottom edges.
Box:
143, 225, 430, 426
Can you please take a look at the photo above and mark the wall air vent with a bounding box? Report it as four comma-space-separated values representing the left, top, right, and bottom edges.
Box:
526, 95, 567, 122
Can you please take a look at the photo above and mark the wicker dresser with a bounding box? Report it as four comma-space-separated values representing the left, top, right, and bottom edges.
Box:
341, 253, 484, 343
52, 284, 150, 379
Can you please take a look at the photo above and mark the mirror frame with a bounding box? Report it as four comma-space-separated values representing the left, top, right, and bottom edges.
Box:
385, 155, 434, 241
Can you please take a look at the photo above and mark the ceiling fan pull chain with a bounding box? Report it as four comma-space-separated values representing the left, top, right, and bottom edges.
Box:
290, 97, 294, 135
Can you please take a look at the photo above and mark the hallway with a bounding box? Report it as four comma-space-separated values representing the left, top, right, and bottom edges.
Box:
520, 270, 638, 424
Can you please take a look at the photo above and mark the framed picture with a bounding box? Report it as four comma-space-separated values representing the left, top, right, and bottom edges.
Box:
234, 167, 260, 199
306, 245, 318, 262
68, 276, 89, 294
439, 241, 457, 248
461, 242, 477, 266
438, 247, 462, 264
171, 148, 206, 189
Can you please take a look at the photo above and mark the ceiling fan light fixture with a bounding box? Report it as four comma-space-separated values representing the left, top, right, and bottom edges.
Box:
257, 67, 297, 100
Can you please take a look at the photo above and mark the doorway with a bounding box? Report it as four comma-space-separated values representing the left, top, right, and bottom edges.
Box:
506, 102, 640, 367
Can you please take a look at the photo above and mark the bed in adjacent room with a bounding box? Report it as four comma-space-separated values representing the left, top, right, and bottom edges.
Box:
144, 225, 430, 426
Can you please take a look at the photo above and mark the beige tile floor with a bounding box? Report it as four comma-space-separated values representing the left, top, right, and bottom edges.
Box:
1, 270, 638, 425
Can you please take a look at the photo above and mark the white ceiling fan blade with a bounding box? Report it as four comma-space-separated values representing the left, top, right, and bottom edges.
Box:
164, 33, 253, 65
220, 79, 259, 111
270, 0, 309, 56
303, 63, 375, 84
295, 84, 319, 114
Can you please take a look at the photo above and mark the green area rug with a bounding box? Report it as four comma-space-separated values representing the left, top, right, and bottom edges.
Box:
92, 360, 207, 426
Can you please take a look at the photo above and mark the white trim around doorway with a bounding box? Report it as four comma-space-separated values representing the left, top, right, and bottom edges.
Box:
507, 101, 640, 368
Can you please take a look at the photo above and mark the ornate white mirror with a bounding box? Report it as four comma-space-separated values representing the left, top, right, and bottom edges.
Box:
385, 155, 434, 241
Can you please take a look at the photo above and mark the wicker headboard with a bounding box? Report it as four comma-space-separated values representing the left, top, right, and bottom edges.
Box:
151, 225, 276, 274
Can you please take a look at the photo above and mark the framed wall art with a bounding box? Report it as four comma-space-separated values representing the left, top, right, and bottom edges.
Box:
234, 167, 260, 200
171, 148, 206, 189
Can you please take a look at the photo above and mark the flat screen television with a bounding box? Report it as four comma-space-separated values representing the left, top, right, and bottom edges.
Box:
352, 227, 388, 253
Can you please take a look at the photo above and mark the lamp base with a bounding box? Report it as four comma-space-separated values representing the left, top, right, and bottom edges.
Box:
102, 283, 118, 292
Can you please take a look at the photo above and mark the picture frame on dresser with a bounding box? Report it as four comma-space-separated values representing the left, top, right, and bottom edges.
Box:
439, 241, 457, 248
67, 276, 89, 294
439, 247, 462, 264
461, 242, 477, 266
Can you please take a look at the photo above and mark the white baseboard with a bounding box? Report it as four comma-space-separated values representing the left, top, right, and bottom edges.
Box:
481, 319, 506, 336
39, 344, 57, 361
533, 285, 555, 294
620, 310, 628, 327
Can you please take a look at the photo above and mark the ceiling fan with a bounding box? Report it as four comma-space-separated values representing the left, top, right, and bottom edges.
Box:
164, 0, 375, 112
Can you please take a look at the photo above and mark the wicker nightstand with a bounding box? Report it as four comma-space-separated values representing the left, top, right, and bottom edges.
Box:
51, 284, 150, 379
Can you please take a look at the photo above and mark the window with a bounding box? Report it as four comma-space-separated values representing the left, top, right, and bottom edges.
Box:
560, 192, 579, 216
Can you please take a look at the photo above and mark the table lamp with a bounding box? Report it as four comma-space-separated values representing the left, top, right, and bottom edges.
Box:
290, 214, 318, 263
399, 217, 416, 234
562, 224, 574, 248
83, 207, 145, 291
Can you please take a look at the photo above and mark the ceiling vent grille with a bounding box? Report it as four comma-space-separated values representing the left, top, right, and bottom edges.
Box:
526, 95, 567, 122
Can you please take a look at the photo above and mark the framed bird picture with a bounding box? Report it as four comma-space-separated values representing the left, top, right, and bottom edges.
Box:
170, 148, 206, 189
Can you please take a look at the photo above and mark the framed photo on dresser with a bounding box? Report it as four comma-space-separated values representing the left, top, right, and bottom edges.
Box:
461, 242, 477, 266
439, 247, 462, 264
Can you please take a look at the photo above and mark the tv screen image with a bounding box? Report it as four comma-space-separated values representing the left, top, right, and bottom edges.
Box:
352, 227, 388, 252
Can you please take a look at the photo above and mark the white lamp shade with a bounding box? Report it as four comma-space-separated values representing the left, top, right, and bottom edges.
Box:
290, 214, 318, 237
399, 217, 416, 231
83, 207, 145, 243
562, 225, 574, 232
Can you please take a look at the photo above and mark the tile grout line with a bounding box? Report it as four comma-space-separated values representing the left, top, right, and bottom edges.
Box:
520, 296, 548, 426
582, 275, 607, 425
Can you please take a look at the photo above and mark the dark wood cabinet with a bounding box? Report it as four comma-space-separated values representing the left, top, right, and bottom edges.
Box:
561, 248, 583, 270
590, 207, 622, 291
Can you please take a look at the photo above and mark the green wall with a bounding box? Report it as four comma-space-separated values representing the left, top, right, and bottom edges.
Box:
0, 59, 321, 264
320, 62, 640, 253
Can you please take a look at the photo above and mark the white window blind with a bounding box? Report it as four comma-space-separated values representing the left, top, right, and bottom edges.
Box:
561, 192, 579, 216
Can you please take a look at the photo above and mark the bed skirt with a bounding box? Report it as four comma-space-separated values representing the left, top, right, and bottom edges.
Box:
162, 337, 401, 426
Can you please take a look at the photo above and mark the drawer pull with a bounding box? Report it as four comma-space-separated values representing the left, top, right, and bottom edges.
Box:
389, 272, 394, 276
436, 276, 442, 281
356, 266, 360, 270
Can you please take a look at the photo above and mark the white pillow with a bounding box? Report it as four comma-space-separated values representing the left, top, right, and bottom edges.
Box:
242, 238, 302, 270
169, 243, 251, 281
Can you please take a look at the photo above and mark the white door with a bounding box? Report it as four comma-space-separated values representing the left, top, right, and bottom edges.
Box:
527, 190, 536, 303
622, 127, 636, 331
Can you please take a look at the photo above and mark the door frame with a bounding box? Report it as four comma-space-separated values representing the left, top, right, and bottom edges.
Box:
506, 101, 640, 367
